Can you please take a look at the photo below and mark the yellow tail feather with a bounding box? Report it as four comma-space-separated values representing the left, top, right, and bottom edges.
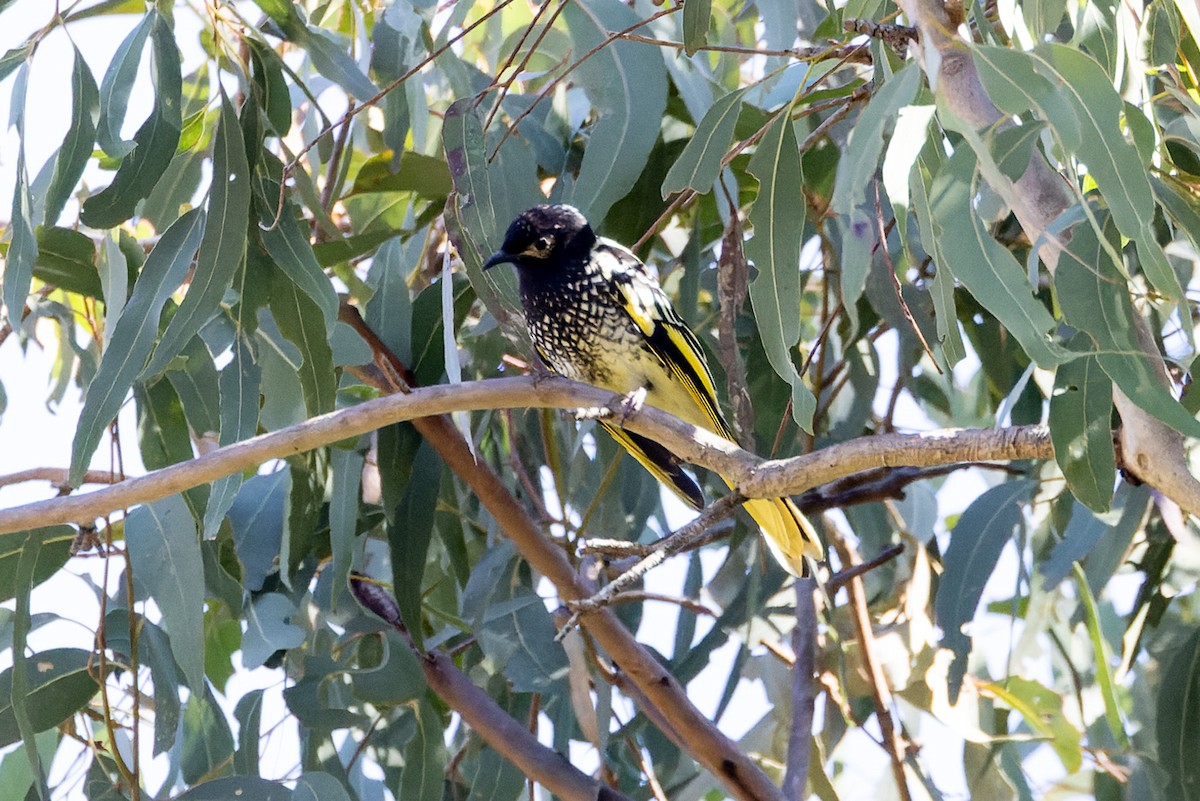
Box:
742, 496, 823, 578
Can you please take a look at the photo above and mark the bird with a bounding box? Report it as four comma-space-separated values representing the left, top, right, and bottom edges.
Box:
483, 203, 823, 577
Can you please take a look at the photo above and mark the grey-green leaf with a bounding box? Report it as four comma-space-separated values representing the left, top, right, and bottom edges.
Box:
44, 46, 98, 226
561, 0, 667, 222
937, 479, 1035, 702
928, 147, 1065, 368
745, 110, 816, 431
95, 12, 152, 158
81, 11, 182, 228
682, 0, 712, 55
260, 207, 338, 330
127, 494, 205, 692
70, 209, 204, 485
661, 87, 746, 198
144, 93, 250, 378
1049, 343, 1115, 512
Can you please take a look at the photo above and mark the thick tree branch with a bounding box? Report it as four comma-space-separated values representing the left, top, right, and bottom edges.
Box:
0, 377, 1052, 534
897, 0, 1200, 515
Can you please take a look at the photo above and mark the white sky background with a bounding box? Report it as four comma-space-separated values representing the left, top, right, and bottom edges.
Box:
0, 1, 1112, 799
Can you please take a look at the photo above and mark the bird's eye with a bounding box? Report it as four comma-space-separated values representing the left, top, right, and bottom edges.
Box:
535, 236, 553, 253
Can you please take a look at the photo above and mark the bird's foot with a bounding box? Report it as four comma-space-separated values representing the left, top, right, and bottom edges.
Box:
574, 387, 647, 423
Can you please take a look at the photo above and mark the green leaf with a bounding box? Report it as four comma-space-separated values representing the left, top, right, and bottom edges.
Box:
135, 379, 209, 516
95, 12, 152, 159
177, 777, 291, 801
1040, 502, 1109, 588
0, 42, 33, 84
247, 40, 292, 135
294, 772, 352, 801
329, 448, 363, 614
81, 11, 183, 228
443, 99, 530, 331
203, 335, 262, 537
661, 87, 746, 198
561, 0, 667, 222
1049, 342, 1115, 512
127, 494, 205, 692
145, 93, 250, 378
928, 147, 1066, 368
1159, 627, 1200, 801
34, 227, 102, 298
166, 335, 222, 438
268, 269, 336, 417
832, 64, 920, 313
228, 470, 290, 592
5, 152, 36, 326
910, 137, 965, 366
0, 648, 100, 749
0, 527, 74, 604
180, 692, 235, 786
233, 690, 265, 776
745, 110, 816, 431
399, 700, 447, 801
290, 24, 379, 101
349, 151, 453, 199
351, 630, 426, 705
260, 209, 338, 329
364, 236, 412, 362
682, 0, 712, 55
1071, 563, 1129, 750
464, 543, 570, 693
44, 46, 98, 226
973, 44, 1180, 300
387, 442, 440, 651
937, 480, 1035, 702
1057, 221, 1200, 437
243, 593, 306, 669
70, 209, 204, 485
981, 676, 1082, 773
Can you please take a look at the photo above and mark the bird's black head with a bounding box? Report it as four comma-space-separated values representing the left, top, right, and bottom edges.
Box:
483, 204, 596, 271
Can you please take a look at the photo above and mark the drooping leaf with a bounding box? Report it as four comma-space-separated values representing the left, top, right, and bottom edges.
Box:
1049, 338, 1115, 512
228, 470, 291, 592
180, 691, 235, 786
43, 46, 98, 226
203, 335, 262, 537
81, 11, 183, 228
745, 109, 816, 430
937, 480, 1035, 702
268, 269, 336, 417
682, 0, 712, 55
177, 777, 291, 801
927, 147, 1066, 368
260, 208, 338, 330
561, 0, 668, 223
661, 87, 747, 198
398, 699, 447, 801
973, 44, 1180, 300
5, 68, 36, 328
831, 64, 921, 314
127, 494, 205, 692
329, 448, 364, 613
70, 210, 204, 485
94, 11, 153, 159
1057, 221, 1200, 438
387, 442, 441, 651
144, 93, 251, 378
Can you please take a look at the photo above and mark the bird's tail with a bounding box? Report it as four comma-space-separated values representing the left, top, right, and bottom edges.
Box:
742, 496, 823, 577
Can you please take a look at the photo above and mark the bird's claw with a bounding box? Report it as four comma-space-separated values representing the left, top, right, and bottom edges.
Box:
574, 387, 647, 423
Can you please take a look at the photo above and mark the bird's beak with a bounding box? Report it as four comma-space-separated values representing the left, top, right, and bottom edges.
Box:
483, 251, 513, 271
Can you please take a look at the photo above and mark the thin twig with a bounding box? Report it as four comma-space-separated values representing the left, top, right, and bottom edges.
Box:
830, 537, 913, 801
560, 494, 745, 633
488, 2, 683, 160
